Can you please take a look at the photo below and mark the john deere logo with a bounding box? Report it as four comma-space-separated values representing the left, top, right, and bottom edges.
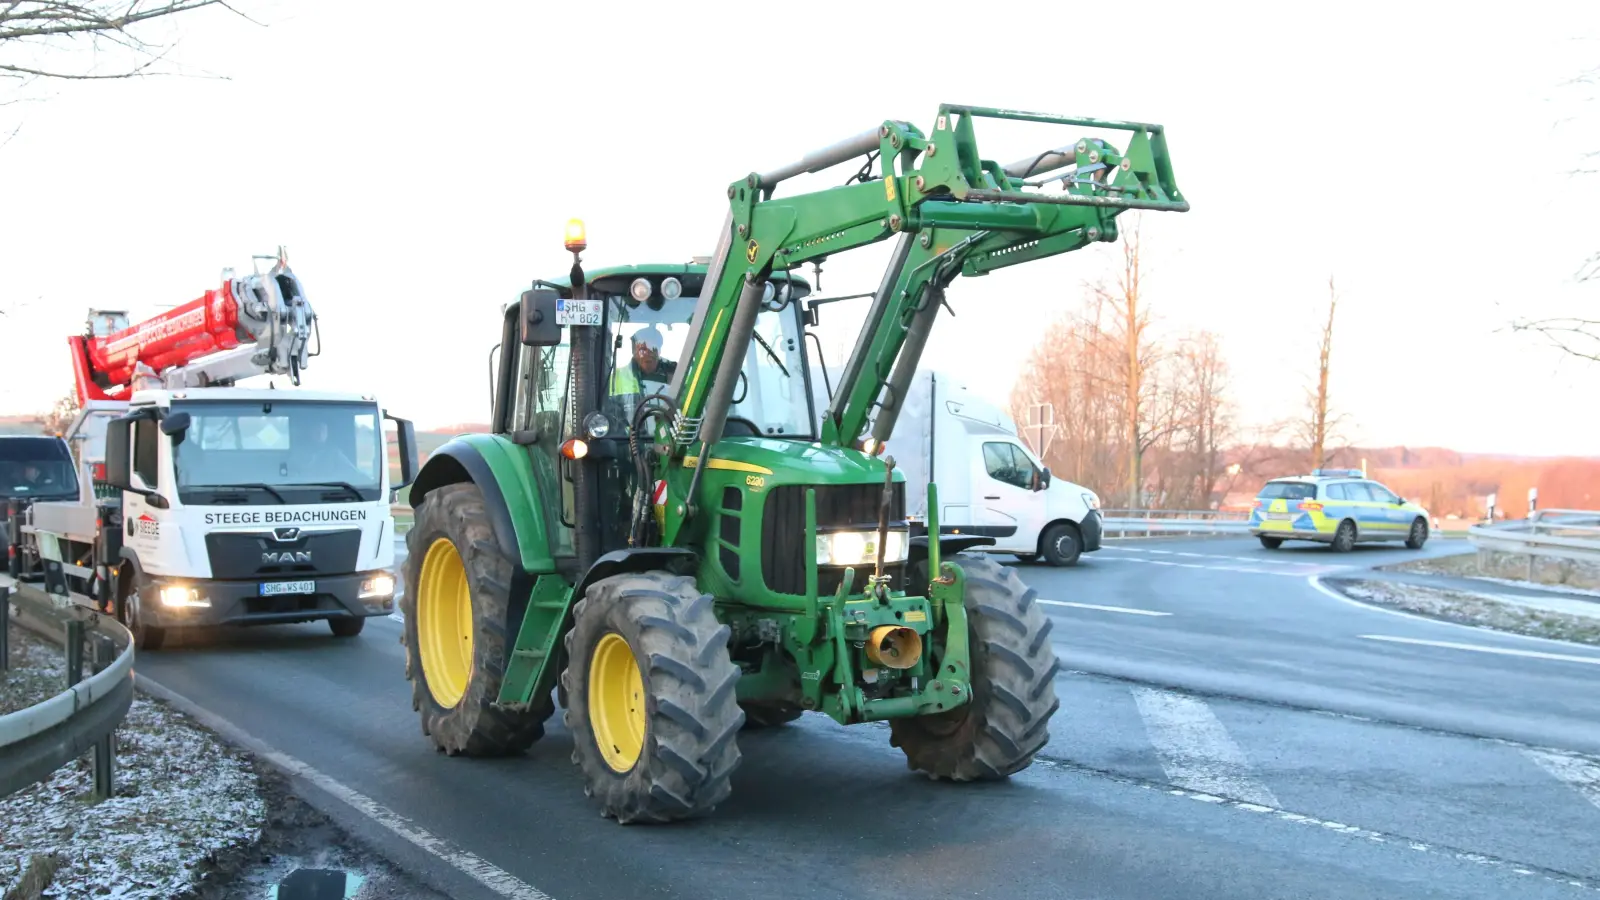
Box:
746, 240, 759, 263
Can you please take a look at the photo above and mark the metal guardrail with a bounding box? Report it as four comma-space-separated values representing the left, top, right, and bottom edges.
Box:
0, 581, 134, 800
1099, 508, 1253, 536
1467, 508, 1600, 564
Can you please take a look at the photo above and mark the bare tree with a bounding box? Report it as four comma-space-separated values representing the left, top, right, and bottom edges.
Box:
1, 2, 238, 84
35, 390, 78, 434
1302, 275, 1344, 470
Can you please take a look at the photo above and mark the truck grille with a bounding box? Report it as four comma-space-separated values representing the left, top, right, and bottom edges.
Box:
761, 482, 906, 596
204, 529, 361, 580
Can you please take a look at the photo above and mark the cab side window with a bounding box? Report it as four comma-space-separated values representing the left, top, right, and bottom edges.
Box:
1344, 482, 1375, 502
133, 419, 159, 488
982, 442, 1036, 490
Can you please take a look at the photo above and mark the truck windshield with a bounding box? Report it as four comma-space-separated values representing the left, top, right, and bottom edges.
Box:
0, 438, 79, 501
171, 400, 384, 505
602, 288, 814, 438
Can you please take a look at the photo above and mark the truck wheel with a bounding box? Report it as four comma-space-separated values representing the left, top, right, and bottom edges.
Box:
562, 571, 743, 824
119, 577, 165, 651
890, 552, 1060, 781
739, 701, 803, 729
401, 482, 551, 756
329, 616, 365, 638
1039, 522, 1081, 566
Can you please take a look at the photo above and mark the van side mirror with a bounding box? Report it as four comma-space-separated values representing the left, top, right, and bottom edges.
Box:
520, 288, 563, 346
104, 418, 133, 491
1040, 466, 1052, 490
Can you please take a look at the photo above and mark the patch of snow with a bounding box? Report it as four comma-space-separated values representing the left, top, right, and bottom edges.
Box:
0, 694, 266, 899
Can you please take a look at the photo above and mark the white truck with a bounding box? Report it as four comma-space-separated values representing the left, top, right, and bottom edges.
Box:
811, 367, 1103, 566
8, 250, 417, 649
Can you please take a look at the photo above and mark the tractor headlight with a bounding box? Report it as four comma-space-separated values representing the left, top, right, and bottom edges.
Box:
360, 573, 396, 599
815, 529, 909, 567
630, 277, 652, 303
661, 277, 683, 301
583, 411, 611, 439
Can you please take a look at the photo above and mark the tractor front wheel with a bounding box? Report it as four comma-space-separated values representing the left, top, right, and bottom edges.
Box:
891, 552, 1060, 781
401, 482, 552, 756
563, 571, 744, 824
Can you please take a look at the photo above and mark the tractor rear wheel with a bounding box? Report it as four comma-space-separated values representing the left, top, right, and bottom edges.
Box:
401, 482, 552, 756
890, 552, 1059, 781
562, 571, 744, 824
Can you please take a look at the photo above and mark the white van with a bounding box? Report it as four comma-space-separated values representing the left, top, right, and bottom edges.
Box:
813, 367, 1103, 566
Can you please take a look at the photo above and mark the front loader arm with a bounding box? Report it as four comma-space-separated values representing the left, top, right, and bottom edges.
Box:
657, 104, 1187, 541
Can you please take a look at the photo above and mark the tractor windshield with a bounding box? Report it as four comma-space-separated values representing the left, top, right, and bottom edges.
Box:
602, 287, 814, 438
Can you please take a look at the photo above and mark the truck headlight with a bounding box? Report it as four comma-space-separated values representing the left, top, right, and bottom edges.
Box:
159, 585, 210, 608
815, 529, 909, 567
360, 573, 396, 599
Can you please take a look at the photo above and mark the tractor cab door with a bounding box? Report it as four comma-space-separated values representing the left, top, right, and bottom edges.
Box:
497, 301, 577, 561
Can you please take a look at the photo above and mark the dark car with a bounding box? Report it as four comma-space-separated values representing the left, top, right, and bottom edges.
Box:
2, 435, 81, 575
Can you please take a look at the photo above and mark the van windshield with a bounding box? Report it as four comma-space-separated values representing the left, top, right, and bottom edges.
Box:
0, 438, 80, 500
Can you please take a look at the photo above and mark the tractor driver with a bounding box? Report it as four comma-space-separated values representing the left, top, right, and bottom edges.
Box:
608, 326, 677, 423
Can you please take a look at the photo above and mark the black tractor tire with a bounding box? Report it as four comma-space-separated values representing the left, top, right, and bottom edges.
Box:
890, 552, 1060, 781
1038, 523, 1082, 567
119, 574, 165, 651
401, 482, 552, 756
739, 701, 803, 729
1331, 520, 1357, 553
562, 571, 744, 824
1405, 518, 1429, 550
1258, 536, 1284, 550
329, 616, 365, 638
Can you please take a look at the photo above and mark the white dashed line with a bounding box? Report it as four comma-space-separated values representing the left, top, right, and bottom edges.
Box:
1524, 748, 1600, 812
1038, 599, 1171, 617
1131, 687, 1280, 808
1358, 634, 1600, 666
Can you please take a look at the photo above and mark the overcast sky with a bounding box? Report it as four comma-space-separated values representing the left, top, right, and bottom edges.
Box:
2, 1, 1597, 456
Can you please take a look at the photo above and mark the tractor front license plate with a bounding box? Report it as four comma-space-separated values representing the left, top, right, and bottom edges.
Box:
261, 580, 315, 596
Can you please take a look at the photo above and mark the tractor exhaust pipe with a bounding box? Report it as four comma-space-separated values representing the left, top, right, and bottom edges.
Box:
866, 625, 922, 670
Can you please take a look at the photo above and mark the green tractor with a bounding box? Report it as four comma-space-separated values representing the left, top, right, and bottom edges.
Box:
400, 104, 1188, 823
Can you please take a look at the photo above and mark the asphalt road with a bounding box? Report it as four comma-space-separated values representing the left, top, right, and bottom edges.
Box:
126, 535, 1600, 900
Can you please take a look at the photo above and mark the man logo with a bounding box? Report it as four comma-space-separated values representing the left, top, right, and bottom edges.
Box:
273, 527, 301, 542
262, 550, 312, 565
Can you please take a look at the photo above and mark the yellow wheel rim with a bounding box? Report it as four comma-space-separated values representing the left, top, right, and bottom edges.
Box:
417, 538, 474, 708
589, 632, 646, 772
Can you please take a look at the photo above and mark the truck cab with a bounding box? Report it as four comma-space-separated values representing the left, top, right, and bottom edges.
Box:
85, 386, 417, 648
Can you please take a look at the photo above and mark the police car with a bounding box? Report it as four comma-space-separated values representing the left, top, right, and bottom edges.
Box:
1248, 468, 1431, 552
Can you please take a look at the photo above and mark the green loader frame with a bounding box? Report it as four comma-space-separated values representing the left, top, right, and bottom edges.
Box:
400, 104, 1188, 823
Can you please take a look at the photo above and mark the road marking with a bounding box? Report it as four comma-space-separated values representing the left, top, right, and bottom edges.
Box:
1524, 749, 1600, 812
135, 678, 554, 900
1037, 599, 1171, 617
1130, 687, 1280, 808
1098, 555, 1341, 578
1357, 634, 1600, 666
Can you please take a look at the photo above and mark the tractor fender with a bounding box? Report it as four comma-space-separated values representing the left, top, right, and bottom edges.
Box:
574, 548, 699, 601
409, 435, 557, 577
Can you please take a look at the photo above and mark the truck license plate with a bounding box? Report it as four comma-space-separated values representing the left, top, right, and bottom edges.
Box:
555, 298, 603, 326
261, 580, 315, 596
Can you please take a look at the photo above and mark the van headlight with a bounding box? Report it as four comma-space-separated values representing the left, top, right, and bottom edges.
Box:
360, 573, 396, 598
1083, 492, 1101, 510
815, 529, 909, 567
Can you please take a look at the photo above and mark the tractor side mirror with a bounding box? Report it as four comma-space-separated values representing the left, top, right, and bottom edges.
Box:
520, 288, 563, 346
104, 418, 133, 491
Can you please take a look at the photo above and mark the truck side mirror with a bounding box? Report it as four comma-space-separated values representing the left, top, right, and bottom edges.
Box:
159, 410, 191, 445
388, 414, 418, 490
520, 288, 563, 346
104, 418, 133, 491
